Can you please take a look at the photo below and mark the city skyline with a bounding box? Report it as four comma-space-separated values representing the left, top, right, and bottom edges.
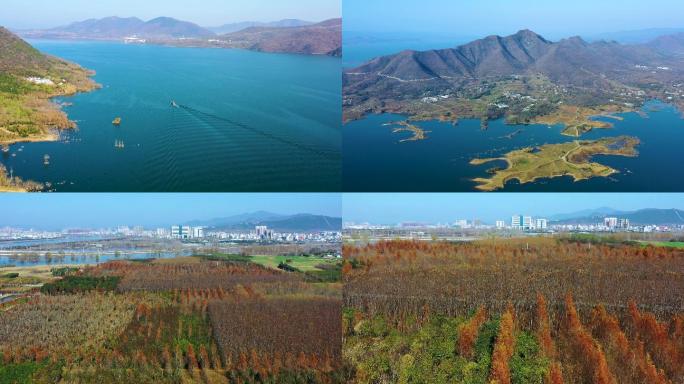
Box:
0, 0, 340, 30
0, 194, 341, 230
343, 193, 684, 224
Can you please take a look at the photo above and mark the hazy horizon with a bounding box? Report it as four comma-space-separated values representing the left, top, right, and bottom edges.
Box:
343, 194, 684, 224
345, 0, 684, 41
0, 0, 340, 30
0, 194, 341, 230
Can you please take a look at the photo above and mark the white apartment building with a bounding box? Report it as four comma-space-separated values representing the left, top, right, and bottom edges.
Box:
523, 216, 534, 230
535, 218, 548, 230
171, 225, 191, 239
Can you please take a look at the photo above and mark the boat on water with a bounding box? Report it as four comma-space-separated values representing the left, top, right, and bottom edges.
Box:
43, 154, 50, 165
112, 117, 122, 126
114, 140, 125, 149
171, 100, 179, 108
1, 145, 9, 154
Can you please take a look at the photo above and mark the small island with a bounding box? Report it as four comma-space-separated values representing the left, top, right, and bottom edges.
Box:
470, 136, 640, 191
384, 120, 429, 142
531, 104, 629, 137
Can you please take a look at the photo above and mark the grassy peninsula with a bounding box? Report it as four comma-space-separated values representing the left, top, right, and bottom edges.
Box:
470, 136, 640, 191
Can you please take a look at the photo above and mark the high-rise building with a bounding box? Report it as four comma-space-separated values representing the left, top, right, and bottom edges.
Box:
255, 225, 272, 239
604, 217, 619, 229
512, 215, 523, 229
618, 218, 630, 229
496, 220, 506, 229
192, 227, 205, 238
171, 225, 191, 239
535, 218, 548, 230
523, 216, 534, 230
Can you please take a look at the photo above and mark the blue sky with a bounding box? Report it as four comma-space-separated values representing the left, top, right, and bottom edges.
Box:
344, 0, 684, 40
0, 194, 341, 230
1, 0, 340, 29
343, 194, 684, 224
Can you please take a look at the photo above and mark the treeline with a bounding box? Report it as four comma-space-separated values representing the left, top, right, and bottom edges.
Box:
343, 239, 684, 383
88, 260, 300, 291
343, 238, 684, 320
40, 276, 120, 294
345, 292, 684, 383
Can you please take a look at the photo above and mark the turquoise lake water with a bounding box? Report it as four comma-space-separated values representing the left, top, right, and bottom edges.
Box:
343, 101, 684, 192
1, 40, 341, 191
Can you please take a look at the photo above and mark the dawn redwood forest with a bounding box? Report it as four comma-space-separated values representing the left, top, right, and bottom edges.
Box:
342, 238, 684, 383
0, 258, 348, 383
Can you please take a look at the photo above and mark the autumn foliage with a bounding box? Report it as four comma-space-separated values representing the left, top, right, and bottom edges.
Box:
458, 306, 488, 359
490, 309, 515, 384
343, 239, 684, 384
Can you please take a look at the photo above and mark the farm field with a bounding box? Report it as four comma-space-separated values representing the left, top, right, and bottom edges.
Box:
342, 238, 684, 383
0, 257, 347, 383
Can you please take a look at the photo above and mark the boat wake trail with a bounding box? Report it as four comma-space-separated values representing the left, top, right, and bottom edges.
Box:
175, 104, 341, 161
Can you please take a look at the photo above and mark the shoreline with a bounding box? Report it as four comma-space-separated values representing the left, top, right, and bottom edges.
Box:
0, 59, 100, 190
469, 136, 640, 191
22, 36, 342, 58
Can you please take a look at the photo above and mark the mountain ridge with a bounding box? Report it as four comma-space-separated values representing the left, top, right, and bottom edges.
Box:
185, 212, 342, 232
16, 17, 341, 56
20, 16, 215, 40
209, 19, 313, 34
219, 18, 342, 56
550, 208, 684, 225
343, 29, 684, 122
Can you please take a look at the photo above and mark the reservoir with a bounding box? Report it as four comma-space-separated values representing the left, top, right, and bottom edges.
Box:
343, 101, 684, 192
0, 40, 341, 191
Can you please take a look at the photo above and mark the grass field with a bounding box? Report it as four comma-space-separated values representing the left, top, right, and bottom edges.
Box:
470, 136, 640, 191
642, 241, 684, 248
0, 264, 74, 294
249, 255, 339, 272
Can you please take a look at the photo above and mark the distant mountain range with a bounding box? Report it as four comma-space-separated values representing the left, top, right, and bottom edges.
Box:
218, 18, 342, 56
647, 33, 684, 56
549, 208, 684, 225
186, 212, 341, 232
209, 19, 313, 34
15, 16, 342, 56
586, 27, 684, 44
548, 207, 623, 222
19, 16, 215, 40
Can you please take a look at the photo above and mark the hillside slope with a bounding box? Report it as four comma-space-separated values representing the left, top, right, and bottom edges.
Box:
0, 27, 98, 190
220, 18, 341, 56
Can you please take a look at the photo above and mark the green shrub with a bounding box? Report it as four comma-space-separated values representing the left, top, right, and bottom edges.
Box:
510, 332, 549, 384
0, 361, 62, 384
50, 267, 79, 277
40, 276, 120, 294
1, 273, 19, 279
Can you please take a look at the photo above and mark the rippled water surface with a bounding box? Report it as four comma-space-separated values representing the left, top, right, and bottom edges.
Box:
1, 40, 341, 191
